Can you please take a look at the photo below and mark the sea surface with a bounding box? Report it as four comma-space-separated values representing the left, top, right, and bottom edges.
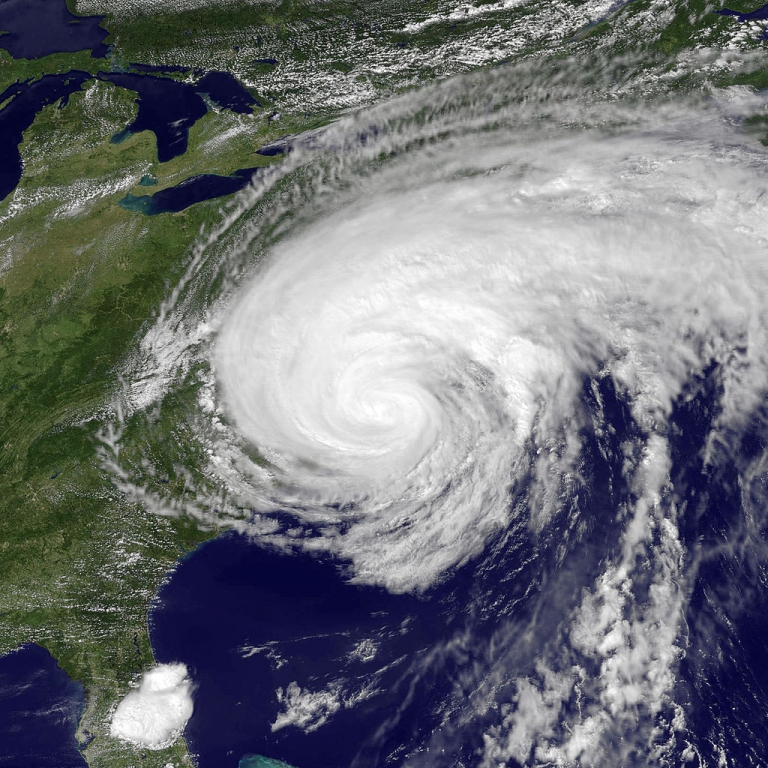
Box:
147, 377, 637, 767
0, 644, 87, 768
147, 370, 768, 767
150, 530, 461, 768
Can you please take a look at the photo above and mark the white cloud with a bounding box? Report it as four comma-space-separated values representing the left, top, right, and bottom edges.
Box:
271, 680, 378, 733
110, 663, 194, 750
102, 50, 768, 607
271, 681, 342, 733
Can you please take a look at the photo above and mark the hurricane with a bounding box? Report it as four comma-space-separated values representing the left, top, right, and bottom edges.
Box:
101, 55, 768, 767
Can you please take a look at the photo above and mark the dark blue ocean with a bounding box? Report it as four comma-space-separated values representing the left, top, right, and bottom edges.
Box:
0, 644, 87, 768
150, 532, 454, 768
148, 376, 629, 768
148, 371, 768, 768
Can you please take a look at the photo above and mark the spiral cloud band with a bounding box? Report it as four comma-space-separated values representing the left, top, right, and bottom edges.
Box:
211, 88, 768, 593
103, 60, 768, 765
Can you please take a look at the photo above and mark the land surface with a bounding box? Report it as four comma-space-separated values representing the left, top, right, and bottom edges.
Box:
1, 0, 767, 765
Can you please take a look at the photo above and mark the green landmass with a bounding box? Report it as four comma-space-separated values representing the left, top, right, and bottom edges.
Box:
0, 48, 102, 94
0, 51, 323, 768
2, 0, 768, 765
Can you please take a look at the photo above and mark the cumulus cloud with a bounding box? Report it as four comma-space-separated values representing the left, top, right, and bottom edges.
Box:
110, 663, 194, 749
479, 436, 687, 767
271, 681, 342, 733
271, 680, 378, 733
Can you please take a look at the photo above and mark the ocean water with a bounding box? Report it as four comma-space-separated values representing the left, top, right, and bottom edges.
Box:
150, 366, 768, 767
0, 644, 87, 768
148, 376, 656, 767
150, 531, 450, 767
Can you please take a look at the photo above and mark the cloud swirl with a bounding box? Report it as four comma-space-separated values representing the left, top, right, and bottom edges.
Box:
208, 84, 768, 593
100, 58, 768, 765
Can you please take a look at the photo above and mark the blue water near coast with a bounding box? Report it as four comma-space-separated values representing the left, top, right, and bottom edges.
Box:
103, 71, 259, 162
144, 381, 636, 768
196, 71, 262, 113
103, 72, 208, 162
119, 167, 264, 215
146, 373, 768, 768
0, 644, 87, 768
149, 530, 460, 768
716, 2, 768, 21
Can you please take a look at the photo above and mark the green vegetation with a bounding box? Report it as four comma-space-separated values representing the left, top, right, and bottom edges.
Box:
3, 0, 768, 764
96, 0, 382, 91
0, 57, 324, 767
0, 48, 102, 93
0, 84, 221, 765
103, 0, 355, 59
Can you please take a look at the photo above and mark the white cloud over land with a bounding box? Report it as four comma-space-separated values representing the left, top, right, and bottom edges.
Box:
110, 663, 194, 749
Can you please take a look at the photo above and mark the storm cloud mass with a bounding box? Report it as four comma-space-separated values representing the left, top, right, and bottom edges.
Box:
103, 58, 768, 766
